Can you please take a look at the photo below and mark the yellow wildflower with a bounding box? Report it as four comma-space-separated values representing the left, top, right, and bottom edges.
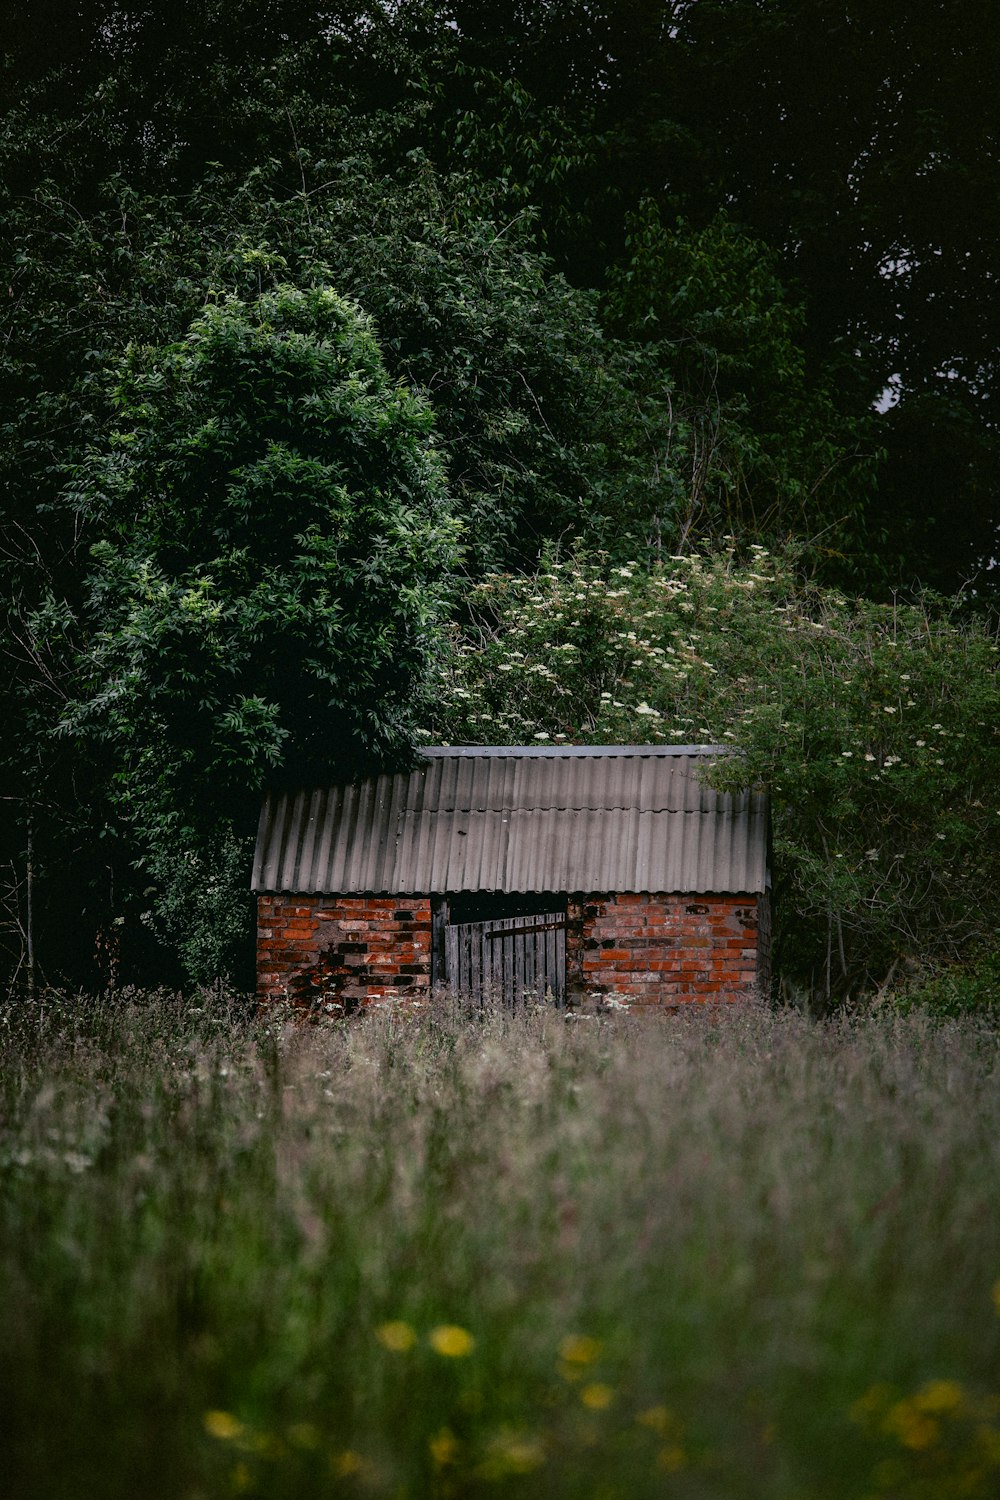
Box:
913, 1379, 964, 1415
580, 1383, 615, 1411
885, 1399, 940, 1451
204, 1410, 245, 1441
635, 1406, 682, 1439
429, 1324, 475, 1358
230, 1461, 253, 1493
850, 1384, 893, 1427
331, 1451, 365, 1478
429, 1428, 460, 1467
657, 1445, 687, 1472
559, 1335, 602, 1366
245, 1431, 286, 1460
376, 1320, 417, 1353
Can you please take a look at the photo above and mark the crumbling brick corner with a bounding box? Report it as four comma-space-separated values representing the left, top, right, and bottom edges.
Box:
566, 891, 764, 1009
257, 895, 432, 1015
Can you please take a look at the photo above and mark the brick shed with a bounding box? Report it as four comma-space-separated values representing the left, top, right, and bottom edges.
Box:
252, 745, 771, 1014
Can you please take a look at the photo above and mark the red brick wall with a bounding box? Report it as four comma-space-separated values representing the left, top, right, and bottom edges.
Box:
257, 896, 432, 1013
567, 892, 763, 1008
258, 891, 764, 1013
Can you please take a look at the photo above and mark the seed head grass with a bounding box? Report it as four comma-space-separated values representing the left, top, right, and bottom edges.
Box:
1, 989, 999, 1497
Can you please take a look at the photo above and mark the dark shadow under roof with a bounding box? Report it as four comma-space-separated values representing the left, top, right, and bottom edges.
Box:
252, 745, 769, 896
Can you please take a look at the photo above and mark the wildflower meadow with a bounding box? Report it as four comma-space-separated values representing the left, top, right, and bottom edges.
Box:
2, 990, 999, 1498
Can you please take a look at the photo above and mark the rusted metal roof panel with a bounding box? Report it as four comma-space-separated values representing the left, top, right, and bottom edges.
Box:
252, 747, 769, 895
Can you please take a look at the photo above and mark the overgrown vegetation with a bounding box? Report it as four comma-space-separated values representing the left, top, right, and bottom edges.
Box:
432, 546, 1000, 1002
2, 11, 996, 1494
3, 993, 1000, 1498
1, 3, 997, 1003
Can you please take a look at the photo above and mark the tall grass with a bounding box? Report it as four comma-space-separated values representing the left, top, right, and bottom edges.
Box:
2, 991, 999, 1498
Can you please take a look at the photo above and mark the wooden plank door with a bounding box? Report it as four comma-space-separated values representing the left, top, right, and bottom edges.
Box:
443, 912, 566, 1005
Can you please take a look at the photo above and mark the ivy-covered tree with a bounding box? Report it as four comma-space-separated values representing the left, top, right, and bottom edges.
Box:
56, 285, 460, 982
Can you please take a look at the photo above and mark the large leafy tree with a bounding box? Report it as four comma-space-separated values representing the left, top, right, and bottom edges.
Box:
201, 155, 633, 570
54, 285, 459, 982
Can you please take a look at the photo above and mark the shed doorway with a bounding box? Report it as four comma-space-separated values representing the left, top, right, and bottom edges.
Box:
432, 894, 567, 1006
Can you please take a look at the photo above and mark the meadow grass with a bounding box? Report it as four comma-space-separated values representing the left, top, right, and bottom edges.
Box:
2, 990, 999, 1499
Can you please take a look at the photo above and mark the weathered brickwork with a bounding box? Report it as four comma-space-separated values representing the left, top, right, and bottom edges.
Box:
566, 892, 765, 1007
258, 890, 766, 1012
257, 895, 432, 1013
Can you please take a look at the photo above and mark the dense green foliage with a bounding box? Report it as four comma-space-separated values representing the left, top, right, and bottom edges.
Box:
434, 0, 1000, 591
3, 994, 1000, 1498
432, 548, 1000, 1001
57, 286, 457, 981
604, 205, 881, 555
1, 2, 997, 996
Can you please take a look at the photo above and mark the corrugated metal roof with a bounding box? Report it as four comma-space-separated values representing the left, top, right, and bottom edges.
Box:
418, 744, 724, 758
252, 746, 769, 896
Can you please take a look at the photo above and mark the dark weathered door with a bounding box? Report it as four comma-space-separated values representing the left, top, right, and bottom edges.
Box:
443, 911, 566, 1005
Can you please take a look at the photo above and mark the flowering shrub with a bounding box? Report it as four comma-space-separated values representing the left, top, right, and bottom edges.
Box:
431, 547, 1000, 1001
